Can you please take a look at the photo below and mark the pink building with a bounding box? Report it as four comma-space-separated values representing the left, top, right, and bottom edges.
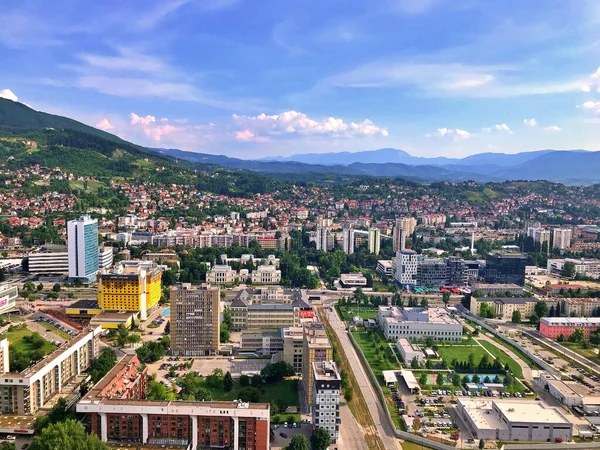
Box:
539, 317, 600, 340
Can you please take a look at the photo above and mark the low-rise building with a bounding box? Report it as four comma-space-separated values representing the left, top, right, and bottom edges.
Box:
469, 283, 524, 297
547, 258, 600, 279
562, 298, 600, 317
376, 260, 393, 277
541, 283, 586, 297
312, 361, 341, 444
377, 306, 462, 342
240, 330, 283, 355
396, 338, 424, 364
470, 297, 545, 321
540, 317, 600, 340
339, 273, 367, 287
455, 398, 572, 442
28, 247, 69, 274
0, 284, 18, 315
251, 265, 281, 285
206, 264, 237, 285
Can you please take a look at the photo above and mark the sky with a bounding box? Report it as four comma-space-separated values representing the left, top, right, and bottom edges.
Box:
2, 0, 600, 159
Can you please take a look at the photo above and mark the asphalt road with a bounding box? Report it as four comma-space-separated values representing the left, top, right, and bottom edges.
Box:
323, 302, 402, 450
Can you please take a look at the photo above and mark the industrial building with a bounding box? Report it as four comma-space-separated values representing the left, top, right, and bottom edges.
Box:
170, 283, 220, 356
312, 361, 341, 444
455, 398, 572, 442
377, 306, 463, 342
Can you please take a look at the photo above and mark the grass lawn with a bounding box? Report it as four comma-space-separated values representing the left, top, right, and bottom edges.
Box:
69, 180, 104, 192
1, 327, 55, 354
400, 441, 435, 450
345, 306, 379, 320
271, 413, 301, 424
352, 330, 400, 383
437, 346, 488, 366
478, 340, 523, 378
37, 321, 72, 340
561, 341, 599, 360
196, 378, 299, 408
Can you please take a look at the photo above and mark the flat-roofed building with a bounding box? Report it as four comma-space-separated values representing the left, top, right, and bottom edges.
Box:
376, 260, 393, 277
251, 265, 281, 285
469, 283, 524, 297
0, 327, 102, 415
377, 306, 462, 342
485, 252, 527, 286
302, 323, 333, 408
339, 273, 367, 287
65, 299, 103, 319
312, 361, 341, 444
282, 327, 304, 373
90, 311, 137, 330
470, 297, 546, 321
396, 338, 424, 364
562, 298, 600, 317
0, 285, 18, 315
28, 247, 69, 274
68, 214, 99, 282
77, 399, 270, 449
240, 330, 283, 355
98, 246, 114, 270
455, 398, 572, 442
540, 317, 600, 340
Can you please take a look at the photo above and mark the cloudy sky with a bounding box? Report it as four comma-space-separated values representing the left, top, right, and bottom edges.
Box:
2, 0, 600, 158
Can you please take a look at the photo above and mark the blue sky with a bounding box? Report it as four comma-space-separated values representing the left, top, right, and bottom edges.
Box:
2, 0, 600, 158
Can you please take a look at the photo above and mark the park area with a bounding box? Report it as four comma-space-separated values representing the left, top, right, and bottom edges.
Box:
351, 330, 400, 382
0, 325, 57, 372
337, 304, 379, 322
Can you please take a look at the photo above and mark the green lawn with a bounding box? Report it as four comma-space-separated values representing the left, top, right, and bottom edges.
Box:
196, 379, 299, 408
345, 306, 379, 320
69, 180, 104, 192
560, 342, 599, 360
436, 345, 488, 366
401, 441, 435, 450
37, 321, 72, 340
1, 327, 55, 354
352, 330, 400, 383
479, 340, 523, 378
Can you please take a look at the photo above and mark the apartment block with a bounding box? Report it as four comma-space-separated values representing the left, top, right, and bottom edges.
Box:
301, 323, 333, 408
282, 327, 304, 374
312, 361, 341, 444
170, 283, 220, 356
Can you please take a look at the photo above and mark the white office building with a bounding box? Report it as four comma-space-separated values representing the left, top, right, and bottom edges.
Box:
368, 228, 381, 255
377, 306, 463, 342
28, 250, 69, 274
342, 227, 354, 255
396, 338, 424, 364
0, 285, 18, 315
316, 226, 328, 252
206, 265, 237, 284
553, 228, 572, 250
68, 215, 99, 282
312, 361, 341, 444
98, 246, 113, 270
393, 250, 418, 286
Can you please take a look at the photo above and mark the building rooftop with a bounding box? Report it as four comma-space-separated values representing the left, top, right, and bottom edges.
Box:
378, 306, 461, 326
89, 398, 269, 410
247, 304, 293, 311
312, 361, 340, 381
68, 299, 100, 310
541, 317, 600, 326
458, 398, 570, 427
84, 354, 143, 401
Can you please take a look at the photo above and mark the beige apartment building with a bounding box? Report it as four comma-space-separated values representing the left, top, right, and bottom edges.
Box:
170, 283, 220, 356
301, 323, 333, 408
282, 327, 304, 373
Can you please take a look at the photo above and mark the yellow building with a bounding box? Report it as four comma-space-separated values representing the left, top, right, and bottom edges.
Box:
98, 261, 162, 320
470, 296, 556, 321
301, 322, 333, 408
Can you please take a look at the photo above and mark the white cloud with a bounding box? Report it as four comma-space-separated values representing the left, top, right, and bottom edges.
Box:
523, 118, 537, 127
130, 113, 177, 142
426, 127, 471, 141
580, 101, 600, 113
77, 48, 168, 73
232, 110, 388, 139
544, 125, 562, 132
0, 89, 18, 102
234, 130, 268, 142
96, 118, 114, 131
483, 123, 512, 133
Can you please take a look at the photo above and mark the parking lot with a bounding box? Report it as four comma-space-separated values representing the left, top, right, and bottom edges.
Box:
146, 356, 271, 382
269, 423, 313, 450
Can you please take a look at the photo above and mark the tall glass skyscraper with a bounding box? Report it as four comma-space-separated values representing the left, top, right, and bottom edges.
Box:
68, 214, 99, 281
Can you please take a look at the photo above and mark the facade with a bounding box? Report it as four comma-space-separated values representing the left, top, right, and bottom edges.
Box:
316, 226, 328, 251
530, 228, 550, 247
312, 361, 341, 444
251, 265, 281, 285
396, 338, 424, 364
447, 256, 468, 286
377, 306, 463, 342
282, 327, 304, 373
368, 228, 381, 255
170, 283, 220, 356
339, 273, 367, 287
0, 327, 102, 415
547, 258, 600, 279
469, 283, 524, 296
77, 399, 270, 449
0, 284, 18, 315
562, 298, 600, 317
67, 214, 99, 281
416, 258, 448, 287
393, 250, 418, 286
230, 288, 311, 331
376, 260, 394, 277
342, 226, 354, 255
539, 317, 600, 340
206, 265, 237, 285
469, 297, 543, 321
240, 330, 283, 355
302, 323, 333, 408
553, 228, 572, 250
393, 217, 416, 253
28, 249, 69, 274
541, 283, 586, 297
455, 398, 572, 442
98, 246, 114, 270
485, 252, 527, 286
98, 261, 162, 321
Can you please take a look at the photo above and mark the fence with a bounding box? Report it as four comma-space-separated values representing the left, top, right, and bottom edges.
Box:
348, 332, 458, 450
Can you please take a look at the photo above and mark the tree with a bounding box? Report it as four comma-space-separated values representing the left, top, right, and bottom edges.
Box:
90, 347, 117, 383
511, 310, 521, 324
529, 313, 540, 326
23, 281, 35, 292
419, 373, 428, 386
251, 374, 262, 387
206, 368, 225, 388
344, 386, 354, 402
29, 419, 108, 450
287, 434, 310, 450
52, 283, 61, 293
260, 361, 294, 383
442, 291, 451, 306
452, 373, 461, 387
562, 261, 576, 278
37, 283, 44, 292
410, 357, 420, 369
223, 371, 234, 392
568, 328, 585, 343
34, 398, 75, 434
148, 381, 176, 400
127, 333, 141, 346
238, 387, 260, 402
311, 427, 331, 450
164, 321, 170, 334
420, 298, 429, 308
425, 336, 435, 348
239, 374, 250, 387
115, 324, 130, 347
534, 301, 548, 319
436, 372, 445, 388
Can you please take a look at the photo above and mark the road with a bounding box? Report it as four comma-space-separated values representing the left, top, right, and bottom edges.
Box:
338, 402, 368, 450
323, 301, 402, 450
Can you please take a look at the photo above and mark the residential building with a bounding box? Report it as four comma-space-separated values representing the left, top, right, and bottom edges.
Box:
68, 214, 99, 281
28, 247, 69, 274
470, 297, 545, 321
77, 399, 270, 449
541, 283, 586, 297
455, 398, 572, 442
316, 226, 328, 251
240, 330, 283, 355
376, 260, 393, 278
0, 284, 18, 315
485, 252, 527, 286
396, 338, 424, 364
312, 361, 341, 444
98, 246, 113, 269
392, 218, 411, 252
547, 258, 600, 279
531, 228, 550, 248
422, 214, 446, 226
368, 228, 381, 254
553, 228, 573, 250
302, 323, 333, 408
0, 327, 102, 415
342, 226, 354, 255
339, 273, 367, 287
82, 354, 147, 402
170, 283, 220, 356
206, 265, 237, 285
393, 250, 418, 286
282, 327, 304, 373
377, 306, 463, 342
469, 283, 524, 297
539, 317, 600, 340
230, 288, 311, 331
98, 261, 162, 321
562, 298, 600, 317
251, 265, 281, 285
